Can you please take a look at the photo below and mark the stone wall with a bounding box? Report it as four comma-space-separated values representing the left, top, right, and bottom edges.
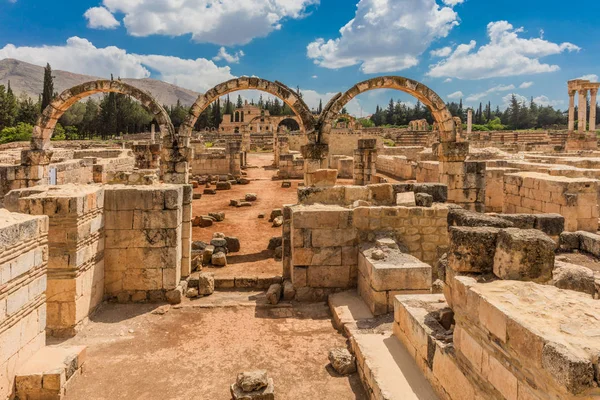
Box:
0, 210, 48, 399
503, 172, 599, 232
288, 201, 449, 300
4, 185, 105, 337
376, 155, 416, 180
327, 132, 383, 159
415, 161, 439, 183
103, 185, 183, 302
278, 154, 304, 179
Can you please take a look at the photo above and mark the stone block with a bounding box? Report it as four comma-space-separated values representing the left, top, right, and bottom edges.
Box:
396, 192, 416, 206
448, 227, 500, 273
493, 228, 555, 282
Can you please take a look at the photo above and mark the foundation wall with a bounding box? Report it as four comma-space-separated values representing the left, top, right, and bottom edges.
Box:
278, 155, 304, 179
327, 133, 383, 158
190, 153, 241, 176
103, 185, 183, 301
0, 210, 48, 399
416, 161, 440, 183
503, 172, 599, 232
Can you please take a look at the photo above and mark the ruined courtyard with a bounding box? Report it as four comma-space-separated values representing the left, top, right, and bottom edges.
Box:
1, 75, 600, 400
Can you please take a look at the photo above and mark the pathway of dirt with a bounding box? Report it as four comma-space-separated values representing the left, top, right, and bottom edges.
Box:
191, 153, 299, 279
60, 298, 367, 400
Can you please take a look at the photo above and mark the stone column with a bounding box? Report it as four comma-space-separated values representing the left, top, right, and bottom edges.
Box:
568, 90, 576, 131
301, 143, 329, 186
150, 124, 156, 143
467, 109, 473, 134
590, 89, 598, 132
19, 149, 53, 188
227, 140, 242, 176
181, 185, 192, 278
579, 89, 588, 132
353, 139, 377, 186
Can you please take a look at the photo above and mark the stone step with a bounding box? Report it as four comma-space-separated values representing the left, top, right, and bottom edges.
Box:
351, 332, 439, 400
15, 345, 86, 400
213, 274, 283, 290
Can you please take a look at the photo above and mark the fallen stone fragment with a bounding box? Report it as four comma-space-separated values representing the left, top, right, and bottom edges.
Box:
202, 246, 215, 264
266, 284, 282, 305
212, 252, 227, 267
230, 199, 240, 207
192, 241, 208, 251
245, 193, 258, 201
151, 305, 170, 315
281, 181, 291, 188
231, 371, 274, 400
186, 288, 198, 298
238, 178, 250, 185
258, 213, 265, 219
193, 193, 202, 200
211, 238, 228, 248
203, 189, 217, 195
274, 246, 282, 260
269, 209, 282, 222
272, 216, 283, 228
208, 211, 225, 222
328, 348, 357, 375
216, 182, 232, 190
165, 287, 183, 305
551, 262, 596, 296
237, 201, 252, 207
282, 280, 295, 301
226, 236, 241, 253
198, 272, 215, 296
237, 370, 268, 392
415, 192, 433, 207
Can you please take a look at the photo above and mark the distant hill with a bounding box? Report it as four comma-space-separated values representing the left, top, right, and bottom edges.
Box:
0, 58, 201, 106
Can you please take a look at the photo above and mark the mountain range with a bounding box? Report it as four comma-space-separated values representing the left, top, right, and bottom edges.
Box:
0, 58, 201, 107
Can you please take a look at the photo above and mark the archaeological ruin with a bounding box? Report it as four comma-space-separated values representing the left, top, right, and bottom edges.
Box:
1, 73, 600, 400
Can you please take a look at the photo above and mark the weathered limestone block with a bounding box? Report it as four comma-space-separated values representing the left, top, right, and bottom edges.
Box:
493, 228, 555, 282
198, 272, 215, 296
448, 227, 500, 274
231, 371, 274, 400
415, 193, 433, 207
310, 169, 338, 188
396, 192, 416, 206
328, 348, 356, 375
266, 284, 282, 305
551, 261, 596, 296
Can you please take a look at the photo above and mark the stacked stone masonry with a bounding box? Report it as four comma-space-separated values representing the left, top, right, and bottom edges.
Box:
4, 185, 105, 337
0, 210, 48, 399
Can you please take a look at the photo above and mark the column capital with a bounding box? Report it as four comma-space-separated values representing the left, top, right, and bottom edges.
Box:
580, 88, 589, 96
569, 89, 577, 97
590, 88, 598, 96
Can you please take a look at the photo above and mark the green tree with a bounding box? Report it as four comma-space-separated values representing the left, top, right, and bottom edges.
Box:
41, 63, 54, 112
236, 95, 243, 108
17, 95, 40, 126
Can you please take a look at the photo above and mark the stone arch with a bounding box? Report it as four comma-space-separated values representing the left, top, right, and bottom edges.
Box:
31, 79, 176, 150
179, 77, 316, 137
318, 76, 456, 143
277, 117, 300, 132
29, 80, 188, 184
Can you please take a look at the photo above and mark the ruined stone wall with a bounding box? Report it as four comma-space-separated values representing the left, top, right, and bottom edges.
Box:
285, 134, 308, 152
103, 185, 183, 302
331, 156, 353, 179
190, 153, 241, 176
52, 160, 94, 186
4, 185, 105, 338
376, 155, 416, 180
485, 167, 519, 213
278, 154, 304, 179
415, 161, 440, 183
378, 146, 425, 160
327, 132, 383, 159
0, 210, 48, 399
288, 201, 449, 299
503, 172, 599, 232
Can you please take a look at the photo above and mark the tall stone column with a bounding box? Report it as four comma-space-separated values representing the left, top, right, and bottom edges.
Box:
353, 139, 377, 186
568, 90, 576, 131
150, 124, 156, 143
590, 89, 597, 132
578, 89, 588, 132
227, 140, 242, 176
467, 109, 473, 134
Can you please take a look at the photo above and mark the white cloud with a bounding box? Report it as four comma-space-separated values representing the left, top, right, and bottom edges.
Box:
444, 78, 452, 83
428, 21, 580, 79
576, 74, 599, 82
447, 91, 463, 99
519, 81, 534, 89
431, 46, 452, 57
307, 0, 460, 73
502, 93, 528, 107
312, 75, 318, 79
213, 47, 244, 64
90, 0, 318, 46
84, 6, 120, 29
466, 84, 515, 102
0, 37, 234, 93
442, 0, 464, 5
532, 95, 564, 107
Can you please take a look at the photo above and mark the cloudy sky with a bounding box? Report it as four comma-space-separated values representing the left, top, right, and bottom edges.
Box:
0, 0, 598, 116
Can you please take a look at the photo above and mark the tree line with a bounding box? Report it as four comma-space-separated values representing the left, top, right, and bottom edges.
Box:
368, 95, 600, 131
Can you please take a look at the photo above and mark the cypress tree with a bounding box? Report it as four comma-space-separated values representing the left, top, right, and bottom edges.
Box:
41, 63, 54, 111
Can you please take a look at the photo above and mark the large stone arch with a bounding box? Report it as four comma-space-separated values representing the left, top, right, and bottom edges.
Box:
31, 79, 176, 150
179, 77, 316, 138
28, 80, 189, 184
318, 76, 456, 143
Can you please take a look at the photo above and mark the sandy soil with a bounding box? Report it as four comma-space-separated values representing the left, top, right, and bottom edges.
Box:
191, 153, 300, 279
60, 294, 367, 400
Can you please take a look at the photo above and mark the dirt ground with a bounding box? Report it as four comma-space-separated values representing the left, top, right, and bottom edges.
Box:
60, 293, 367, 400
556, 251, 600, 272
191, 153, 299, 279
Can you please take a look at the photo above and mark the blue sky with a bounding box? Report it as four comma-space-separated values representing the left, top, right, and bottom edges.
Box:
0, 0, 598, 116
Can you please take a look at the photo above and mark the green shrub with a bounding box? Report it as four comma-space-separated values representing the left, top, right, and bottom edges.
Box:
0, 123, 33, 144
